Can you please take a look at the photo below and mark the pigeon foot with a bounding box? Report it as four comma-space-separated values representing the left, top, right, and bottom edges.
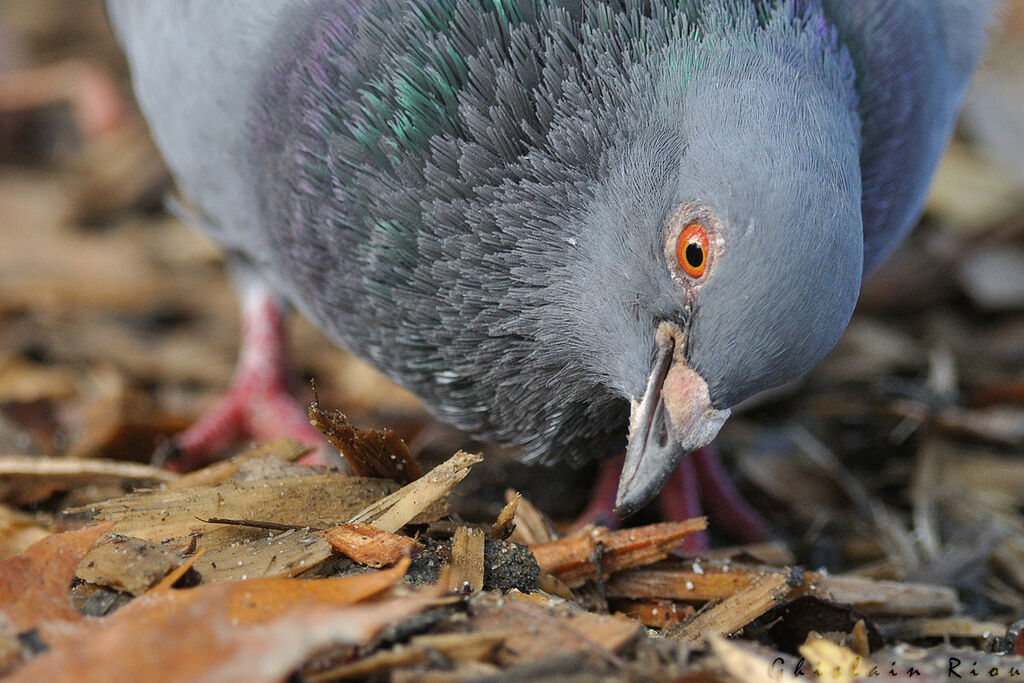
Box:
156, 285, 330, 471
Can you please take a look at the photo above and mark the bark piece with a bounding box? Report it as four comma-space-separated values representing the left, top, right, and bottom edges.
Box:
76, 533, 183, 595
322, 523, 421, 568
447, 526, 486, 593
670, 570, 794, 647
469, 591, 640, 666
67, 473, 449, 541
530, 519, 707, 588
349, 451, 481, 533
192, 527, 334, 582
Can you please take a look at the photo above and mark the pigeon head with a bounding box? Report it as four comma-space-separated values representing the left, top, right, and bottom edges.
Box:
577, 35, 864, 515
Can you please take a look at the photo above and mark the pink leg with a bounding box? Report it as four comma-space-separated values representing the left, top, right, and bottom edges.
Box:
0, 59, 127, 137
573, 446, 769, 553
657, 455, 709, 553
167, 284, 330, 470
572, 454, 626, 530
690, 446, 770, 544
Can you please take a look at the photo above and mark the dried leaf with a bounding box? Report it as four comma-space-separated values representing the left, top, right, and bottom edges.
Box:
8, 564, 438, 683
309, 400, 421, 483
0, 523, 113, 637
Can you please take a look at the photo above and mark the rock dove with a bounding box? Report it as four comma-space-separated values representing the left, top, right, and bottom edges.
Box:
106, 0, 992, 518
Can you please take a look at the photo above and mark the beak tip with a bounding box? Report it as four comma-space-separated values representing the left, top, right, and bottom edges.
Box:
612, 498, 641, 519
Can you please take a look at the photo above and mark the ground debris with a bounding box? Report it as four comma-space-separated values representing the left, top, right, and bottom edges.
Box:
75, 532, 183, 595
309, 398, 422, 482
530, 518, 708, 588
0, 454, 177, 506
64, 470, 448, 541
322, 522, 422, 568
348, 450, 481, 533
447, 525, 486, 593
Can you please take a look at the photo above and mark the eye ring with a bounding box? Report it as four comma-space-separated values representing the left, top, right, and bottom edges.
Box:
676, 223, 710, 279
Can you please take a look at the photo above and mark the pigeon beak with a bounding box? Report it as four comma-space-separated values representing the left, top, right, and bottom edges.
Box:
614, 321, 730, 517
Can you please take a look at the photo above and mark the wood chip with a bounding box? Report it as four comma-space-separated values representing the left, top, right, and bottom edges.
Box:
309, 399, 421, 483
306, 631, 508, 682
166, 439, 312, 489
67, 473, 449, 541
506, 490, 557, 546
798, 636, 870, 683
322, 523, 421, 568
192, 527, 334, 582
614, 599, 695, 629
702, 541, 796, 567
0, 455, 177, 503
530, 519, 707, 588
670, 570, 794, 647
708, 634, 801, 683
882, 616, 1009, 641
492, 492, 520, 539
447, 526, 486, 593
606, 560, 761, 602
348, 451, 482, 533
76, 533, 183, 595
469, 591, 639, 667
804, 574, 960, 616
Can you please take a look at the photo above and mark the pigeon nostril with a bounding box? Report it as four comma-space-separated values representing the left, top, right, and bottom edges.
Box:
654, 409, 668, 449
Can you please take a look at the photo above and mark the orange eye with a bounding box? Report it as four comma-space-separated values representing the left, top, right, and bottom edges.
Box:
676, 223, 710, 278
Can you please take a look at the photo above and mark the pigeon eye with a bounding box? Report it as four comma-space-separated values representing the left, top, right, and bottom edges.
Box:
676, 223, 709, 278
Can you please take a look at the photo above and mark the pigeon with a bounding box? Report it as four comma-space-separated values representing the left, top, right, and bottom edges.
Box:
106, 0, 992, 520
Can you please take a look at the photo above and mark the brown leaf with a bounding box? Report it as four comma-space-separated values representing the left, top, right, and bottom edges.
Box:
0, 522, 113, 636
8, 567, 438, 683
309, 399, 421, 482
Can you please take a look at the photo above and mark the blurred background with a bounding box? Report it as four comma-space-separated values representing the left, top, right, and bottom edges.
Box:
2, 0, 1024, 597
